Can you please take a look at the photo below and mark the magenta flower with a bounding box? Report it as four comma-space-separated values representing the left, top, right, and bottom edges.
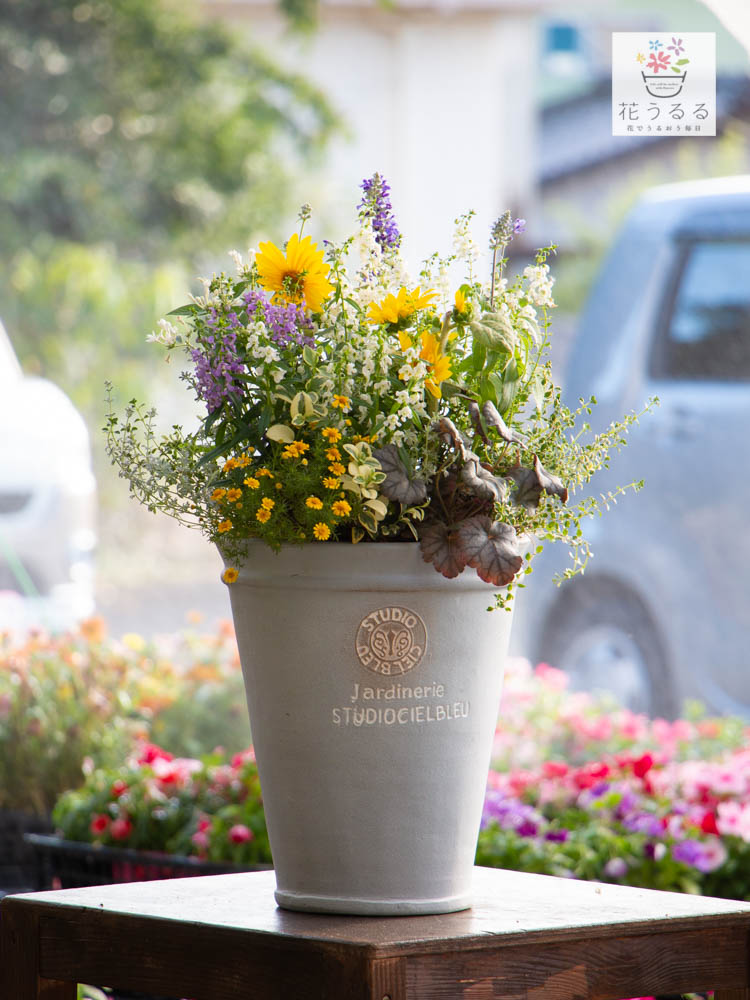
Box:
228, 823, 254, 844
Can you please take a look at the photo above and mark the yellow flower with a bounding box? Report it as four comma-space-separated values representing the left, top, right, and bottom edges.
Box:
222, 567, 239, 584
217, 519, 233, 533
244, 476, 260, 489
211, 488, 227, 502
331, 394, 350, 411
636, 52, 645, 64
332, 500, 352, 517
275, 481, 283, 490
367, 286, 437, 326
237, 455, 251, 468
329, 461, 346, 475
454, 288, 468, 315
256, 468, 275, 478
223, 458, 239, 472
326, 446, 341, 461
256, 507, 271, 523
306, 496, 323, 509
322, 427, 342, 443
226, 488, 242, 503
313, 522, 331, 541
255, 233, 334, 312
420, 331, 452, 399
261, 497, 275, 511
282, 440, 310, 459
322, 476, 340, 490
397, 330, 413, 352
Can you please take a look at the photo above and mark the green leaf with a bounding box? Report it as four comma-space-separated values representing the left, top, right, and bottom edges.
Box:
167, 304, 194, 317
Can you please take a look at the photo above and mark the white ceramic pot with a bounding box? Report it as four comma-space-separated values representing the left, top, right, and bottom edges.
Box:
225, 541, 514, 915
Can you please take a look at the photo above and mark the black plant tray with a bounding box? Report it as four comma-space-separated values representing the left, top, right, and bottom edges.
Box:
23, 833, 271, 891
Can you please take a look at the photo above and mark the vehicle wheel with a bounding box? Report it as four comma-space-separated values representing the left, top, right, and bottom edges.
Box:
535, 578, 675, 717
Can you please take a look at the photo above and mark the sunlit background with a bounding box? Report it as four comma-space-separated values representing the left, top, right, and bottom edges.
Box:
2, 0, 750, 688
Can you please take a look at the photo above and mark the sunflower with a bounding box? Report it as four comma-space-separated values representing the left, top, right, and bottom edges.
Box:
255, 233, 334, 312
367, 286, 437, 326
420, 331, 452, 399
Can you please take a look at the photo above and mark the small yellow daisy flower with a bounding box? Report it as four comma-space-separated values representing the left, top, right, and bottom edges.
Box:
257, 469, 275, 478
329, 462, 346, 476
244, 476, 260, 489
256, 508, 271, 523
331, 395, 350, 411
322, 476, 340, 490
261, 498, 275, 511
222, 567, 239, 584
332, 500, 352, 517
322, 427, 342, 443
217, 519, 233, 533
237, 455, 251, 468
223, 458, 239, 472
313, 522, 331, 541
306, 496, 324, 510
211, 488, 227, 502
275, 482, 283, 490
226, 488, 242, 503
326, 447, 341, 461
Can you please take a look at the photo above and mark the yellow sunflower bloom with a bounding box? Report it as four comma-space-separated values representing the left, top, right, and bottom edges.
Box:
255, 233, 334, 312
222, 567, 239, 584
313, 522, 331, 541
367, 286, 437, 326
420, 331, 452, 399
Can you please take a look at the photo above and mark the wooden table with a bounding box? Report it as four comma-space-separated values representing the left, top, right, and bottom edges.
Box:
3, 866, 750, 1000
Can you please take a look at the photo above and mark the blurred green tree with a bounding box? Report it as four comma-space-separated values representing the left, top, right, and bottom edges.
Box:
0, 0, 336, 259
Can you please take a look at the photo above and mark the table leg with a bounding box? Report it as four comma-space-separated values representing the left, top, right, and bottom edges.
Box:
0, 898, 76, 1000
367, 957, 406, 1000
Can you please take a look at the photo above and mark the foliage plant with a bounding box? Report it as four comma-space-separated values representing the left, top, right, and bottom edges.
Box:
106, 175, 653, 605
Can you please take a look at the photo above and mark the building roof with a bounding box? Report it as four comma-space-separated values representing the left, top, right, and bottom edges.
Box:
540, 75, 750, 185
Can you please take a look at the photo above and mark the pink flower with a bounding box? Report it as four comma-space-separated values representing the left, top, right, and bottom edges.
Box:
191, 830, 209, 850
111, 779, 128, 798
646, 51, 671, 73
534, 663, 568, 691
228, 824, 254, 844
110, 817, 133, 841
90, 814, 109, 835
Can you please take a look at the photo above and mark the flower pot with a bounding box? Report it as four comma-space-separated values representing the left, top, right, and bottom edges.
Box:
225, 541, 514, 915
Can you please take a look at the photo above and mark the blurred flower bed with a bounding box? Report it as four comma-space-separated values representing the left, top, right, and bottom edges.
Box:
8, 619, 750, 901
480, 662, 750, 899
45, 653, 750, 901
0, 618, 249, 815
54, 742, 271, 866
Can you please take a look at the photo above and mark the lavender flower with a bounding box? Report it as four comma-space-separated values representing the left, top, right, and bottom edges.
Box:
243, 289, 314, 348
603, 857, 628, 879
190, 321, 246, 413
359, 173, 401, 252
672, 838, 727, 873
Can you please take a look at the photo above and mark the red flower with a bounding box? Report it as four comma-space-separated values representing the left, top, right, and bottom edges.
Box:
701, 811, 719, 835
90, 814, 109, 835
136, 742, 174, 765
573, 762, 610, 789
542, 760, 569, 779
633, 753, 654, 779
110, 817, 133, 841
111, 779, 128, 798
228, 824, 254, 844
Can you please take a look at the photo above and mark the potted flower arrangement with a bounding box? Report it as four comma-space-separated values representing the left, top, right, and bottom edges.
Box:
106, 174, 649, 914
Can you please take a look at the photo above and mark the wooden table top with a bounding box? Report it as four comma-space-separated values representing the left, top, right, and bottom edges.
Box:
12, 866, 750, 955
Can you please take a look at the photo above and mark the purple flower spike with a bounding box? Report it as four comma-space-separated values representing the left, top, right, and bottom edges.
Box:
359, 173, 401, 252
513, 218, 526, 235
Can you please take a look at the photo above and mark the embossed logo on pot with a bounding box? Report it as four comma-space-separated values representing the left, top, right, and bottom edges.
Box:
355, 606, 427, 676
